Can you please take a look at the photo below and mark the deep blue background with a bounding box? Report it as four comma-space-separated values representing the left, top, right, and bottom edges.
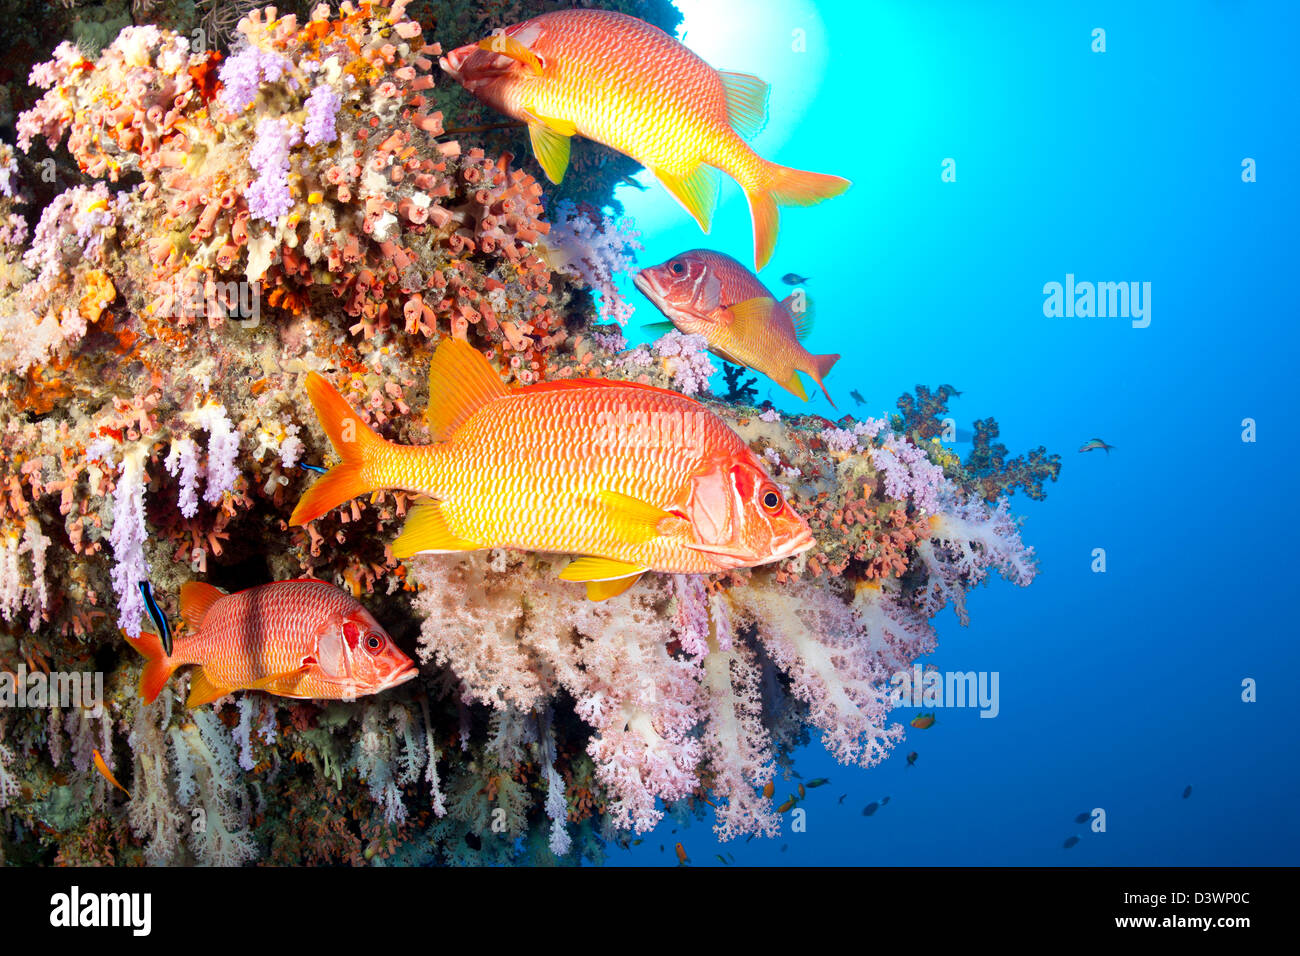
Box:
606, 0, 1297, 865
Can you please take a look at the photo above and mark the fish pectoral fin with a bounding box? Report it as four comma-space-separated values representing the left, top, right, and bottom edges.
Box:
585, 574, 645, 601
477, 33, 544, 75
682, 541, 761, 562
527, 119, 572, 185
559, 555, 648, 583
596, 490, 674, 544
655, 164, 719, 233
718, 70, 770, 140
779, 292, 814, 339
726, 296, 777, 341
185, 670, 233, 709
391, 500, 482, 559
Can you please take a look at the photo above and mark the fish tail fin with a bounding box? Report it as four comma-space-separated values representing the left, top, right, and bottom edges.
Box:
808, 353, 840, 406
290, 372, 390, 525
746, 164, 852, 270
121, 628, 176, 704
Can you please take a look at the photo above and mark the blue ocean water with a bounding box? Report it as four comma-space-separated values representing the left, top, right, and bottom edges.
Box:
612, 0, 1298, 865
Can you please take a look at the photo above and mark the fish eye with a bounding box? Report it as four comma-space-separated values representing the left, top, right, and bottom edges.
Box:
670, 260, 685, 275
365, 634, 384, 656
760, 485, 782, 513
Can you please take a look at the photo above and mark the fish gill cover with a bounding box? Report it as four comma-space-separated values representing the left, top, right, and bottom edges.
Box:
0, 1, 1057, 865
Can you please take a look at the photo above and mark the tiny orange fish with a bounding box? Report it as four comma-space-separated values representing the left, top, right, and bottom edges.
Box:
123, 580, 416, 707
911, 712, 936, 730
92, 748, 129, 796
637, 250, 839, 404
675, 842, 689, 865
441, 9, 849, 269
290, 338, 814, 600
762, 780, 775, 799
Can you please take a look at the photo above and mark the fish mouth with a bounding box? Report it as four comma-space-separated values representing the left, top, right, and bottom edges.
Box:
438, 43, 475, 81
765, 526, 816, 564
632, 271, 666, 307
384, 662, 420, 691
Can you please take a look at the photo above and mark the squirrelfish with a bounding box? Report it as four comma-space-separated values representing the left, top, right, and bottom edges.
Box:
440, 9, 850, 270
289, 338, 814, 600
123, 580, 417, 707
636, 249, 840, 404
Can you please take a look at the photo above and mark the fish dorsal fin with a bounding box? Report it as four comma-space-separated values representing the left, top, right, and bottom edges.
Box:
186, 670, 231, 708
391, 499, 482, 558
520, 377, 695, 403
780, 291, 814, 339
726, 296, 777, 341
655, 164, 719, 232
478, 32, 543, 74
179, 581, 225, 632
425, 338, 510, 441
717, 70, 770, 140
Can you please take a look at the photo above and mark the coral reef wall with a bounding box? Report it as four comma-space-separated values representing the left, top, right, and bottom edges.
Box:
0, 1, 1056, 865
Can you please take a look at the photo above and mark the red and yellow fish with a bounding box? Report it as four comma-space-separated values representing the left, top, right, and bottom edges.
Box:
289, 338, 814, 600
440, 9, 850, 270
636, 249, 840, 404
123, 580, 417, 707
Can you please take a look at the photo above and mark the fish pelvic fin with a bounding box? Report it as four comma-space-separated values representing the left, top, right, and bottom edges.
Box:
179, 580, 224, 631
185, 670, 232, 709
290, 372, 391, 526
391, 499, 482, 558
121, 627, 177, 705
718, 70, 770, 139
746, 165, 851, 270
526, 115, 573, 184
655, 164, 719, 233
585, 574, 645, 601
425, 337, 511, 441
807, 353, 840, 407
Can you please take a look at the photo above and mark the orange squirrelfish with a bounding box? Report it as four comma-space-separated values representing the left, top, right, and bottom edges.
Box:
123, 580, 417, 707
636, 249, 840, 405
440, 9, 850, 270
289, 338, 814, 600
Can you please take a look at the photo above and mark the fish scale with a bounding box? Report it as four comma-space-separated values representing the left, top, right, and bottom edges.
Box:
374, 385, 740, 573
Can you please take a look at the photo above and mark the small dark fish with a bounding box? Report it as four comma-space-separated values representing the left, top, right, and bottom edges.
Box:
837, 793, 847, 804
138, 580, 173, 656
727, 852, 736, 864
632, 838, 643, 846
298, 461, 328, 474
906, 751, 918, 767
1183, 785, 1192, 799
797, 783, 805, 799
1074, 811, 1090, 824
806, 778, 830, 788
1063, 836, 1079, 849
618, 174, 647, 191
745, 834, 755, 844
862, 801, 879, 817
715, 854, 729, 865
849, 389, 866, 406
659, 844, 664, 852
790, 770, 803, 779
781, 273, 810, 285
780, 844, 788, 852
1078, 438, 1115, 455
880, 796, 890, 806
939, 384, 963, 397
